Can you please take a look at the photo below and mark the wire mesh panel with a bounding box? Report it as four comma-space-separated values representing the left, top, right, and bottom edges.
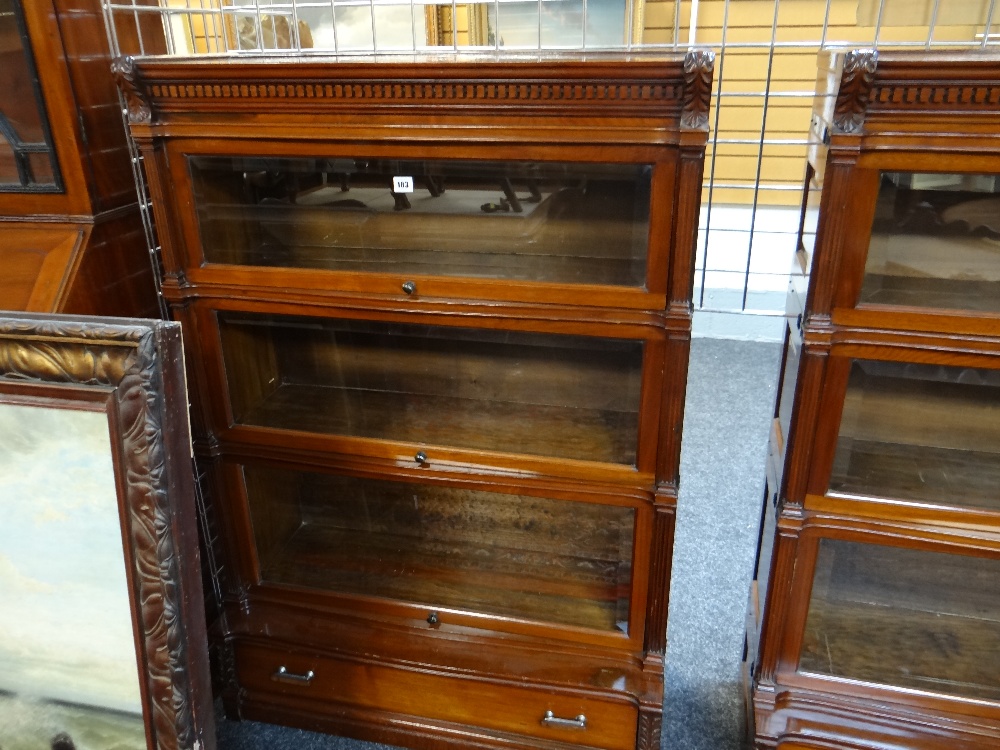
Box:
101, 0, 1000, 320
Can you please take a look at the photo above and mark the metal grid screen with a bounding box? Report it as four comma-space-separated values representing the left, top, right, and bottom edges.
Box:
101, 0, 1000, 324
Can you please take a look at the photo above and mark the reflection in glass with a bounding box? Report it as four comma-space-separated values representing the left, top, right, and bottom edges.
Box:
0, 403, 144, 747
861, 172, 1000, 312
245, 465, 635, 632
218, 312, 644, 466
420, 2, 495, 47
0, 0, 60, 190
215, 0, 629, 52
797, 168, 821, 272
191, 156, 651, 286
753, 481, 777, 618
776, 329, 800, 445
829, 360, 1000, 510
801, 539, 1000, 701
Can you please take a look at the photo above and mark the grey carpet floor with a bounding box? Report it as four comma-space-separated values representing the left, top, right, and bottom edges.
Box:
215, 337, 782, 750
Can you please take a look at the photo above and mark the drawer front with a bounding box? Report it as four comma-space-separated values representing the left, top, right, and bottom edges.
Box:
235, 641, 639, 750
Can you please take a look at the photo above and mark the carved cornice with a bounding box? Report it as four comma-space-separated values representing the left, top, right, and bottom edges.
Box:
832, 49, 877, 134
111, 55, 152, 124
870, 82, 1000, 111
0, 316, 202, 750
118, 57, 699, 123
142, 76, 681, 112
681, 48, 715, 130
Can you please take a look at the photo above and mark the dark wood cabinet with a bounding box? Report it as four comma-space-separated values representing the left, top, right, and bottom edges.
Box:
745, 50, 1000, 750
0, 0, 157, 317
120, 53, 713, 750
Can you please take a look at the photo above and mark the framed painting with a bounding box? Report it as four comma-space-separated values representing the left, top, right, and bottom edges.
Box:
0, 313, 215, 750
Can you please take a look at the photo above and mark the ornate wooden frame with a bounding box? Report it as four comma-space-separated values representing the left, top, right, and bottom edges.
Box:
0, 313, 215, 750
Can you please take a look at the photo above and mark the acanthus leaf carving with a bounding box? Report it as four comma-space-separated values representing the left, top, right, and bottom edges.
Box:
833, 48, 878, 134
681, 49, 715, 131
112, 55, 153, 124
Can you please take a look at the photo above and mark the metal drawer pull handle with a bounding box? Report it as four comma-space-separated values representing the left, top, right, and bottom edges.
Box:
272, 666, 315, 685
402, 281, 416, 295
541, 711, 586, 730
415, 451, 427, 464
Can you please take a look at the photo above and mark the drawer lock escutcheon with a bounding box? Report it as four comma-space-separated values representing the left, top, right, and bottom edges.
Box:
541, 711, 587, 730
272, 666, 315, 686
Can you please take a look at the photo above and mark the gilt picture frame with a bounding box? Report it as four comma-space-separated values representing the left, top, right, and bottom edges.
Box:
0, 313, 214, 750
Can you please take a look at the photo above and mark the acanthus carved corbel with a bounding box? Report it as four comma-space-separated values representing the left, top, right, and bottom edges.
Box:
681, 49, 715, 131
111, 55, 152, 124
832, 49, 878, 134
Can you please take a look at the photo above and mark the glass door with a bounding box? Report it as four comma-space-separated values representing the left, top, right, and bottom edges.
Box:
826, 358, 1000, 511
859, 172, 1000, 313
238, 463, 639, 634
216, 311, 648, 468
0, 0, 60, 192
189, 155, 652, 287
800, 538, 1000, 702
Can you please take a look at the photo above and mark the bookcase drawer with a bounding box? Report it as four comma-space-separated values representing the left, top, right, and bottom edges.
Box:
235, 640, 639, 750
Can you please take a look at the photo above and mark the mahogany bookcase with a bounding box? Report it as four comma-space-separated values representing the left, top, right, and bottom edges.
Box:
118, 52, 713, 750
745, 49, 1000, 750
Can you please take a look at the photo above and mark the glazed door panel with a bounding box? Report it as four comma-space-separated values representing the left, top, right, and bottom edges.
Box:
799, 538, 1000, 702
215, 310, 648, 468
825, 358, 1000, 511
189, 155, 652, 287
240, 463, 638, 634
858, 171, 1000, 314
0, 0, 60, 191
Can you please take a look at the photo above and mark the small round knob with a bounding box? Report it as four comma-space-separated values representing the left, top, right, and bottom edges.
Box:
427, 611, 439, 625
402, 281, 416, 295
414, 451, 427, 464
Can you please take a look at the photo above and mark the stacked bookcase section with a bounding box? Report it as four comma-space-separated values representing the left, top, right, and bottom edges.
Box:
745, 50, 1000, 750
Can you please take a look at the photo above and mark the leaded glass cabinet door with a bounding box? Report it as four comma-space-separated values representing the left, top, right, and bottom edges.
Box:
0, 0, 60, 192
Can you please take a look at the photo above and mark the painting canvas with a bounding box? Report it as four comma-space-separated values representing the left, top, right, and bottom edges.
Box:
0, 402, 146, 749
0, 313, 215, 750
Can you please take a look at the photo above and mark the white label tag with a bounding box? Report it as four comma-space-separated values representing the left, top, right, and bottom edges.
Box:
393, 176, 414, 193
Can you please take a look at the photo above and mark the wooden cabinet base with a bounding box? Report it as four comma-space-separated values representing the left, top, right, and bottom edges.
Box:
224, 635, 660, 750
236, 699, 661, 750
752, 687, 1000, 750
218, 600, 662, 750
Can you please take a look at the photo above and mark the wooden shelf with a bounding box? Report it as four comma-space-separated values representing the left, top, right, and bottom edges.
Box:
128, 53, 708, 749
238, 380, 639, 466
260, 522, 630, 632
830, 438, 1000, 510
801, 539, 1000, 702
801, 599, 1000, 702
